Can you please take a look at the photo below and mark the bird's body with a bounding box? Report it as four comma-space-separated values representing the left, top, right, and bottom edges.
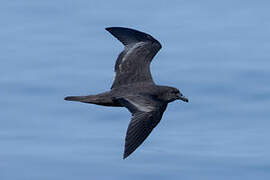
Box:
66, 83, 182, 107
65, 27, 188, 159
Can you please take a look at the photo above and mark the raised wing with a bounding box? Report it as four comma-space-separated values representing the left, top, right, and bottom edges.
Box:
116, 95, 167, 159
106, 27, 162, 89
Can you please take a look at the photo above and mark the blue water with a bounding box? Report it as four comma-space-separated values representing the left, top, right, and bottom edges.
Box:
1, 0, 270, 179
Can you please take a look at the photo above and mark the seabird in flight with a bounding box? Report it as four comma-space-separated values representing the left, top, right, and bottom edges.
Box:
65, 27, 189, 159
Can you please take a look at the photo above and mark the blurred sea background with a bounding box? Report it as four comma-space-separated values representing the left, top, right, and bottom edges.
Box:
1, 0, 269, 179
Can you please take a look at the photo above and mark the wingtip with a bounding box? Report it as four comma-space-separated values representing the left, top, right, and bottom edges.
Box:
105, 27, 129, 35
123, 147, 134, 159
123, 152, 129, 160
105, 27, 121, 32
105, 26, 161, 49
105, 27, 111, 31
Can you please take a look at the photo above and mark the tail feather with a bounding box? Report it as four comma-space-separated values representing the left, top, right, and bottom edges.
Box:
64, 93, 119, 107
64, 96, 89, 102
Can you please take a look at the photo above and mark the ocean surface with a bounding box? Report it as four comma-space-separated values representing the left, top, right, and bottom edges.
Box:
1, 0, 270, 179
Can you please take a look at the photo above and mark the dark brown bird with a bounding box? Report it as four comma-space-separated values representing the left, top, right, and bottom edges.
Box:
65, 27, 189, 159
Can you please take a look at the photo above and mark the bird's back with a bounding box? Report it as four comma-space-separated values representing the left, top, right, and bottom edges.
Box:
110, 82, 159, 97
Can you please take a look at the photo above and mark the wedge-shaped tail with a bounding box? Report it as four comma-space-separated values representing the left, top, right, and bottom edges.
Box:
64, 96, 85, 101
64, 92, 120, 107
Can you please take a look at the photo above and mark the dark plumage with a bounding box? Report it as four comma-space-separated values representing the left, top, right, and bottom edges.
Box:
65, 27, 189, 159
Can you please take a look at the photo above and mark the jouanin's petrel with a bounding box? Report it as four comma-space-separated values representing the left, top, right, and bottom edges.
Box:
65, 27, 189, 159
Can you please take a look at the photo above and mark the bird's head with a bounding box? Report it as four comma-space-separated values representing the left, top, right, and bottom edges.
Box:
161, 87, 189, 103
